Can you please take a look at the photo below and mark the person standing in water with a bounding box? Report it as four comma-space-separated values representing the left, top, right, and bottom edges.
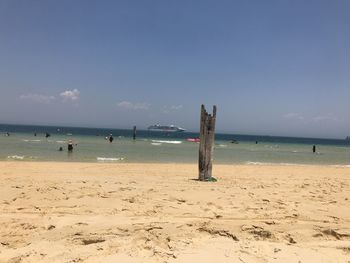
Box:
109, 134, 114, 143
313, 145, 316, 153
68, 140, 74, 152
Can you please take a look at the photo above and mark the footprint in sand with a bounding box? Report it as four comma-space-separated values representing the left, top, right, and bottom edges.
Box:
241, 225, 273, 240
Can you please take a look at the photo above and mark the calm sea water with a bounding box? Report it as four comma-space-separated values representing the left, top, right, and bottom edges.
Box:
1, 124, 350, 165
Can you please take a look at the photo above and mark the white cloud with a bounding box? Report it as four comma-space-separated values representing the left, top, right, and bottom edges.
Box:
19, 94, 55, 104
60, 89, 80, 102
284, 112, 340, 124
313, 114, 338, 123
117, 101, 150, 110
284, 113, 304, 120
163, 105, 183, 113
170, 105, 183, 110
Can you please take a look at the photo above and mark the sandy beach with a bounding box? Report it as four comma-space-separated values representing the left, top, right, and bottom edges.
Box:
0, 162, 349, 262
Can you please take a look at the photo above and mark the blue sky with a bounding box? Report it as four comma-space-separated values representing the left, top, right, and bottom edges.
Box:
0, 0, 349, 138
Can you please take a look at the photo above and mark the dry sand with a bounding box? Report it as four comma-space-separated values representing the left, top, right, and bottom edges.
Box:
0, 162, 350, 262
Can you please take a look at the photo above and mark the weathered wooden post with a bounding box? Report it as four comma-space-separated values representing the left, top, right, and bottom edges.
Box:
133, 126, 137, 140
198, 105, 217, 181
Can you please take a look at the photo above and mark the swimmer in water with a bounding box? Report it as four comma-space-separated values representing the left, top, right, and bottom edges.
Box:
68, 140, 74, 152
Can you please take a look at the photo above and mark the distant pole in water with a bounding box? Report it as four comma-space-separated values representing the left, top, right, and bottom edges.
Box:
198, 105, 217, 181
133, 126, 137, 140
313, 145, 316, 153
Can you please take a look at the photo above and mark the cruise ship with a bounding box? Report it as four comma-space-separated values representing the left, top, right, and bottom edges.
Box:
147, 124, 186, 132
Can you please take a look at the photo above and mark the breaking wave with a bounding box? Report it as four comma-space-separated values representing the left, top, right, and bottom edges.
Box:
97, 157, 125, 162
7, 155, 25, 160
151, 140, 182, 144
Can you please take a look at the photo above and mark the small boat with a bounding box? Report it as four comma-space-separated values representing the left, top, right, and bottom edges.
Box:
148, 124, 185, 132
187, 138, 200, 143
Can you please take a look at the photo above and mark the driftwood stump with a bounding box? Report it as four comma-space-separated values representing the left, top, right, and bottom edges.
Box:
198, 105, 217, 181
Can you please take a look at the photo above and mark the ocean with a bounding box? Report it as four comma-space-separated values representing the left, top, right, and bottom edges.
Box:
1, 124, 349, 165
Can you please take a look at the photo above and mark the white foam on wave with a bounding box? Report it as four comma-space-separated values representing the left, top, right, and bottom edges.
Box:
22, 139, 41, 142
151, 142, 162, 146
97, 157, 125, 162
7, 155, 25, 160
330, 165, 350, 168
245, 161, 304, 166
56, 141, 66, 144
246, 161, 269, 165
246, 162, 350, 167
152, 140, 182, 144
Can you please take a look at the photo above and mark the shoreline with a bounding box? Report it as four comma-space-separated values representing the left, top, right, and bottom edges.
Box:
2, 159, 350, 168
1, 162, 350, 262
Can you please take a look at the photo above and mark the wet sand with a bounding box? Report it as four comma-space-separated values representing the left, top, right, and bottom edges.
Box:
0, 162, 350, 262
